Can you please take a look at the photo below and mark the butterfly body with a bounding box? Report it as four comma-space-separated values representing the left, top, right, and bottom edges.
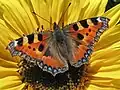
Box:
7, 17, 109, 76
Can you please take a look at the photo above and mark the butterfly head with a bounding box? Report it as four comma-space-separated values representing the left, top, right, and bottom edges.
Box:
53, 22, 60, 30
53, 22, 66, 43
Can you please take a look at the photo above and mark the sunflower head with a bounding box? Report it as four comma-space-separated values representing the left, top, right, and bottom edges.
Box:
0, 0, 120, 90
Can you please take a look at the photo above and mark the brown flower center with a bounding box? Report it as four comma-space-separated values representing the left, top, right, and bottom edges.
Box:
18, 59, 89, 90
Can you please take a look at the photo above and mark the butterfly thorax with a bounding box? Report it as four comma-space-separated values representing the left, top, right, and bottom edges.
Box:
53, 22, 66, 43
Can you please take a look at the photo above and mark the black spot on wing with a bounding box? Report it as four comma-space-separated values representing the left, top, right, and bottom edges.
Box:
28, 46, 31, 49
27, 34, 34, 44
73, 24, 79, 31
38, 33, 43, 41
86, 33, 89, 36
38, 44, 44, 52
16, 37, 23, 46
89, 29, 91, 32
79, 20, 89, 28
33, 48, 36, 51
91, 17, 98, 25
77, 33, 84, 40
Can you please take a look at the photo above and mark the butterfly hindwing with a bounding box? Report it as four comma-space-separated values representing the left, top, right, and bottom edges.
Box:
64, 17, 109, 67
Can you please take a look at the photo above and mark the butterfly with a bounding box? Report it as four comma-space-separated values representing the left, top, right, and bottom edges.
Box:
7, 17, 109, 76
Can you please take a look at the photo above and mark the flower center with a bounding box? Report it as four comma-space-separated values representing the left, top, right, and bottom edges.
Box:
18, 59, 89, 90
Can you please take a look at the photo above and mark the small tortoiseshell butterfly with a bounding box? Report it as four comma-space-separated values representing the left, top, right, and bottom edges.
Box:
7, 17, 109, 77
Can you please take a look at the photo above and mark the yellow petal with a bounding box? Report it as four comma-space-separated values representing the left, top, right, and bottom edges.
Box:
93, 69, 120, 79
67, 0, 90, 23
0, 0, 37, 35
0, 20, 17, 61
0, 58, 17, 68
89, 61, 120, 79
28, 0, 91, 26
95, 24, 120, 51
87, 83, 119, 90
88, 77, 120, 89
0, 13, 22, 89
5, 83, 25, 90
0, 66, 18, 78
92, 41, 120, 63
25, 0, 52, 29
89, 41, 120, 79
97, 0, 108, 15
77, 0, 90, 20
0, 66, 24, 90
103, 4, 120, 28
91, 41, 120, 65
0, 19, 21, 63
0, 76, 24, 90
82, 0, 108, 19
29, 0, 80, 27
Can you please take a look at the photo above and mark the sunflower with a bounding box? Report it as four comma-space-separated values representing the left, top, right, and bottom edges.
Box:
0, 0, 120, 90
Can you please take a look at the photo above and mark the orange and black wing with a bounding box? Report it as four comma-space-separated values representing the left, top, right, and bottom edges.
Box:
64, 17, 109, 67
7, 31, 67, 76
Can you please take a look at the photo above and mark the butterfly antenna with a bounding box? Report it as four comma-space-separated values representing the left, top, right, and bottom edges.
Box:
32, 11, 51, 24
58, 3, 71, 26
50, 16, 52, 30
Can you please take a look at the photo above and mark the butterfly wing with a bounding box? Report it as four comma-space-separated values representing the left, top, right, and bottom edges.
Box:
63, 17, 109, 67
7, 31, 68, 76
7, 17, 109, 76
